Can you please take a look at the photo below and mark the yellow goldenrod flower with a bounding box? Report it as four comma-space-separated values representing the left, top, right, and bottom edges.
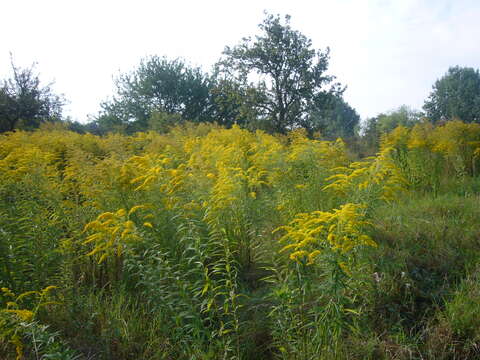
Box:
274, 203, 376, 268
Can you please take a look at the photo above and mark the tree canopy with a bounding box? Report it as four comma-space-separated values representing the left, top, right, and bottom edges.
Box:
376, 105, 423, 133
423, 66, 480, 123
309, 96, 360, 139
0, 60, 64, 133
2, 14, 365, 139
360, 105, 423, 153
217, 13, 344, 134
97, 56, 215, 133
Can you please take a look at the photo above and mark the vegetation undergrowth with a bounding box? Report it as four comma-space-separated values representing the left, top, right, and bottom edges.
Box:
1, 120, 480, 359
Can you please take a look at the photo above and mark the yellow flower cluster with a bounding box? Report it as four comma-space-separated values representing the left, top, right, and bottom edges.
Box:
1, 286, 57, 321
3, 121, 478, 273
382, 121, 480, 177
83, 205, 151, 263
1, 286, 57, 360
323, 146, 408, 202
274, 203, 376, 265
287, 130, 348, 170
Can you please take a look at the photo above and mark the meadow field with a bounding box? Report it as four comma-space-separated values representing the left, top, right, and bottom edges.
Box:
1, 121, 480, 359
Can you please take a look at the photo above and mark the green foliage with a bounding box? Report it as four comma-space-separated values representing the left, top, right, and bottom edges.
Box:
147, 111, 184, 133
218, 13, 344, 134
425, 270, 480, 358
0, 286, 79, 360
423, 66, 480, 123
97, 56, 214, 133
360, 117, 381, 155
0, 320, 80, 360
1, 122, 480, 359
209, 77, 266, 130
79, 13, 361, 137
0, 59, 64, 133
336, 193, 480, 359
376, 105, 423, 133
310, 96, 360, 139
359, 105, 423, 155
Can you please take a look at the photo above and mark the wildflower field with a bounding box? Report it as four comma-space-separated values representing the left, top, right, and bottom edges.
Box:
1, 121, 480, 359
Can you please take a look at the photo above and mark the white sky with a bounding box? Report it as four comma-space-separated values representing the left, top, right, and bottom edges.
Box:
1, 0, 479, 123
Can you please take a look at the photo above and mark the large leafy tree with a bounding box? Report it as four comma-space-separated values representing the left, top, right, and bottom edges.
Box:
217, 13, 344, 134
0, 60, 64, 133
97, 56, 215, 132
423, 66, 480, 123
209, 77, 267, 130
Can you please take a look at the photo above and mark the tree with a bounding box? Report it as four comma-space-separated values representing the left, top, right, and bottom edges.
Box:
359, 105, 422, 154
209, 77, 267, 130
309, 96, 360, 139
97, 56, 215, 133
217, 13, 344, 134
361, 116, 380, 153
376, 105, 422, 133
0, 60, 64, 133
147, 111, 184, 133
423, 66, 480, 123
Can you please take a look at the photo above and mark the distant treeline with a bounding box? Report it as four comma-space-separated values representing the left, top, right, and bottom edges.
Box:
1, 13, 480, 147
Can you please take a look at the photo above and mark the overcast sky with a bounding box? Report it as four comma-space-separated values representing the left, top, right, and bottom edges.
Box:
1, 0, 479, 123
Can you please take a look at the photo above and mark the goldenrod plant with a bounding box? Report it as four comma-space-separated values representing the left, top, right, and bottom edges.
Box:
1, 121, 480, 358
1, 286, 77, 359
